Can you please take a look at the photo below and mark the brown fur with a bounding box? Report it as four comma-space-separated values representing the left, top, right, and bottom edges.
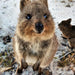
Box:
68, 38, 75, 49
13, 0, 58, 74
58, 18, 75, 48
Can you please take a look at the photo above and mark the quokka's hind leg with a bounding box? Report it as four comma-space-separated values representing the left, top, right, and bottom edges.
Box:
16, 59, 28, 74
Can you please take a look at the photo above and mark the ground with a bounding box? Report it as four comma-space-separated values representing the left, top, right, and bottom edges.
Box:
0, 0, 75, 75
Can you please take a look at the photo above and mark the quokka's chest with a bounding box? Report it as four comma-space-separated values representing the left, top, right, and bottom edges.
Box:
18, 37, 51, 56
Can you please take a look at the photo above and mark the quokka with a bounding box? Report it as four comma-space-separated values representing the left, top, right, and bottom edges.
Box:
13, 0, 58, 75
59, 18, 75, 49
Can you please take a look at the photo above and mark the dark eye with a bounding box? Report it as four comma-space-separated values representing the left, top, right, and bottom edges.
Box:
44, 14, 48, 19
26, 14, 32, 20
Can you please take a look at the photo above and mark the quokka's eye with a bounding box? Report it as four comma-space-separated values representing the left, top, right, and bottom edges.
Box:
44, 14, 48, 19
26, 14, 32, 20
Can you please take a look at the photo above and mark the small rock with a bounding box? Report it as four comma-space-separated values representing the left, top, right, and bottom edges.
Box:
61, 1, 65, 3
2, 52, 5, 56
0, 28, 2, 29
3, 35, 11, 45
66, 4, 71, 7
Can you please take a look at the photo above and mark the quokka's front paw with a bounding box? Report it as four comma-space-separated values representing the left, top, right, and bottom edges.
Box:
21, 61, 28, 69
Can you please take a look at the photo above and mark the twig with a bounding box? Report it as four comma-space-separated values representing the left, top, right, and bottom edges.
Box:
0, 59, 3, 65
0, 67, 13, 72
59, 50, 75, 60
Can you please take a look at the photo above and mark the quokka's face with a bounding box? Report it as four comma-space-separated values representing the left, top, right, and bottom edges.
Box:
17, 2, 55, 41
58, 18, 71, 31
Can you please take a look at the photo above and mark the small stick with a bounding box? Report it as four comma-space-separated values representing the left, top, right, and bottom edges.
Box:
59, 50, 75, 60
0, 67, 13, 72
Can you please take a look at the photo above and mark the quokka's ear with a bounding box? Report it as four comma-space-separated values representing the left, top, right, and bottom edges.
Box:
20, 0, 31, 11
40, 0, 48, 8
67, 18, 72, 24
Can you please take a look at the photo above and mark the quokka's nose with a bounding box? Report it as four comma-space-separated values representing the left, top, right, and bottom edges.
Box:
35, 22, 44, 33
